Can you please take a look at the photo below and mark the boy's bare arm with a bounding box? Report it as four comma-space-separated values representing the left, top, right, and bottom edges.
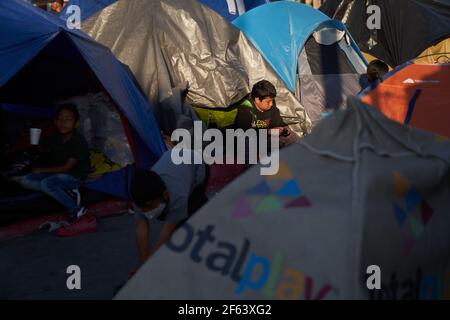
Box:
33, 158, 78, 174
136, 219, 150, 263
134, 222, 177, 271
152, 223, 177, 255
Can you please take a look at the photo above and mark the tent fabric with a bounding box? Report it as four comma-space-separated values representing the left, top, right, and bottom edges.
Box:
79, 0, 312, 136
0, 103, 55, 118
415, 38, 450, 64
198, 0, 271, 21
0, 0, 166, 162
233, 1, 331, 92
60, 0, 118, 22
233, 2, 367, 124
361, 62, 450, 138
320, 0, 450, 67
116, 97, 450, 299
297, 33, 366, 123
60, 0, 272, 22
0, 0, 166, 198
233, 2, 366, 92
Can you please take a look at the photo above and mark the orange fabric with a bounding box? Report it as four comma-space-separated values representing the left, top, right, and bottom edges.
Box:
362, 63, 450, 137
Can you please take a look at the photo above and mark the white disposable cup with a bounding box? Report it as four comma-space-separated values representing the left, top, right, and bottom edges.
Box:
30, 128, 42, 145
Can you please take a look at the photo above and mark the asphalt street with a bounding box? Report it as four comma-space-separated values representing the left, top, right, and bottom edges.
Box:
0, 213, 164, 299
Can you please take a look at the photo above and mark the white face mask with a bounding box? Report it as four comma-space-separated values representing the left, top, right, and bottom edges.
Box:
134, 202, 167, 220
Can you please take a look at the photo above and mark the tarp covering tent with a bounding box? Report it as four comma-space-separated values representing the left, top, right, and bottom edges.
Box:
361, 62, 450, 138
233, 1, 367, 124
319, 0, 450, 68
67, 0, 312, 136
0, 0, 166, 223
116, 97, 450, 300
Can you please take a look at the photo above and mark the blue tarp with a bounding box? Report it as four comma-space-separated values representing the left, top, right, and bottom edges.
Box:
60, 0, 117, 22
60, 0, 272, 22
233, 1, 363, 91
0, 0, 167, 198
198, 0, 271, 21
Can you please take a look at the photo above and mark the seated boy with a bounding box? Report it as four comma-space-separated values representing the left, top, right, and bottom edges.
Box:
234, 80, 291, 135
130, 149, 207, 268
19, 104, 95, 236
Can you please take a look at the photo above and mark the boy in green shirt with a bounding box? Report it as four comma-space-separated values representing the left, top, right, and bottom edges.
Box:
20, 104, 95, 236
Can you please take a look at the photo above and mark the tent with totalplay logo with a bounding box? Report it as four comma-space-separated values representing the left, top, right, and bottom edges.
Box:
116, 98, 450, 300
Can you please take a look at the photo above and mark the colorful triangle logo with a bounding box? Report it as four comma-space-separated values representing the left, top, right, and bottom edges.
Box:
409, 216, 424, 240
393, 172, 411, 198
247, 180, 271, 195
420, 200, 434, 225
402, 231, 416, 255
276, 180, 302, 197
255, 195, 282, 214
406, 187, 421, 212
284, 196, 311, 209
393, 202, 408, 226
231, 197, 253, 219
267, 161, 292, 180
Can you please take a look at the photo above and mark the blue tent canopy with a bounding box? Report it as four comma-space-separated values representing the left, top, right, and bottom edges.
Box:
198, 0, 270, 21
60, 0, 117, 22
60, 0, 271, 22
0, 0, 166, 198
233, 1, 365, 92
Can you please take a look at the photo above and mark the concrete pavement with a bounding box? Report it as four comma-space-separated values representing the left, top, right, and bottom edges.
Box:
0, 213, 164, 299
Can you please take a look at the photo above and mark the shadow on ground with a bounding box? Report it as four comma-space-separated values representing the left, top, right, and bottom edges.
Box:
0, 214, 164, 299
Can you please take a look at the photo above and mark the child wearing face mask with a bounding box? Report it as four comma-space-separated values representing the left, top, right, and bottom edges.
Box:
130, 149, 207, 269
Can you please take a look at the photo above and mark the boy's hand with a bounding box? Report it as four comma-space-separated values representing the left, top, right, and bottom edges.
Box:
281, 127, 291, 137
268, 127, 282, 135
269, 127, 291, 136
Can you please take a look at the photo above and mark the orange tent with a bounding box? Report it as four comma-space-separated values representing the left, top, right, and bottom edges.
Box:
361, 63, 450, 138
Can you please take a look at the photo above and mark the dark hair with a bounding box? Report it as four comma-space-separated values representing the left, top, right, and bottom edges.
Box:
52, 0, 64, 6
367, 60, 389, 83
130, 169, 167, 206
251, 80, 277, 101
56, 103, 80, 121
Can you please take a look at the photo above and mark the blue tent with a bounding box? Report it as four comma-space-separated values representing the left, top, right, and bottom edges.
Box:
233, 1, 367, 92
60, 0, 271, 22
60, 0, 117, 22
233, 1, 368, 123
0, 0, 166, 199
198, 0, 271, 21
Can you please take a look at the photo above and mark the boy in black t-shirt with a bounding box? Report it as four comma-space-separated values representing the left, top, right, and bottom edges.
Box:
234, 80, 291, 136
20, 104, 95, 236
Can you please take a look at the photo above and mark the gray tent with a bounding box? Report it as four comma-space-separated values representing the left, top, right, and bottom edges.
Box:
116, 98, 450, 300
80, 0, 311, 135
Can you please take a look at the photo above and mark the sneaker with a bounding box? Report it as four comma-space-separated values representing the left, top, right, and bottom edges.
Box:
67, 188, 81, 207
68, 206, 87, 223
56, 212, 97, 237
